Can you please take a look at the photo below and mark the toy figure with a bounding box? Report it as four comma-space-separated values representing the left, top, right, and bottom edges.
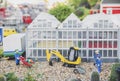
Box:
94, 50, 101, 65
96, 57, 102, 73
94, 50, 102, 73
14, 49, 20, 65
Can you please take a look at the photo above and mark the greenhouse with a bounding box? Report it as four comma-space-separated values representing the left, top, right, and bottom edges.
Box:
26, 12, 120, 62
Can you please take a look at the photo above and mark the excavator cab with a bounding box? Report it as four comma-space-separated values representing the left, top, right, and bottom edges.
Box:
68, 47, 79, 62
63, 47, 79, 67
46, 47, 81, 67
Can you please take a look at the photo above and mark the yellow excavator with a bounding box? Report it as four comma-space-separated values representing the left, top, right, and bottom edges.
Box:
46, 47, 81, 67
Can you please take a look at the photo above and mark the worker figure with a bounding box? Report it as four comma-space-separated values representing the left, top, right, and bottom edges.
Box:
14, 49, 20, 65
94, 50, 102, 73
96, 57, 102, 73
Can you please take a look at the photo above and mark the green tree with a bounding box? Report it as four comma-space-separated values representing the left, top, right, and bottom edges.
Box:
74, 7, 84, 17
49, 3, 73, 22
67, 0, 81, 9
88, 0, 98, 7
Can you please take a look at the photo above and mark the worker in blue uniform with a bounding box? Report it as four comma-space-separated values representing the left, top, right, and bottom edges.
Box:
14, 49, 20, 65
96, 57, 102, 73
94, 50, 102, 73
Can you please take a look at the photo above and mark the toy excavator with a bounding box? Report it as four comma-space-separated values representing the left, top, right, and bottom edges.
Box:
46, 47, 81, 67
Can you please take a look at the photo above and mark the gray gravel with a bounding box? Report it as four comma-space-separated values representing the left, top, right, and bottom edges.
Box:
0, 60, 113, 81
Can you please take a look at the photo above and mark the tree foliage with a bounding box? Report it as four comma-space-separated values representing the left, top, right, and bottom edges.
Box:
67, 0, 81, 9
49, 0, 100, 21
49, 3, 73, 22
74, 7, 84, 17
88, 0, 98, 7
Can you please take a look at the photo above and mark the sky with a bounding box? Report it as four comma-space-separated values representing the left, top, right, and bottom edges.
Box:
7, 0, 66, 7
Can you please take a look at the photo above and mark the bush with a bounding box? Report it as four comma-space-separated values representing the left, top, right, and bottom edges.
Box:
88, 0, 98, 7
91, 71, 100, 81
24, 73, 36, 81
4, 72, 18, 81
74, 7, 84, 17
0, 49, 3, 57
0, 74, 5, 81
109, 63, 120, 81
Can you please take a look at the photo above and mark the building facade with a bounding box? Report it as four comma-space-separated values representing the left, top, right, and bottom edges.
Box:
26, 13, 120, 62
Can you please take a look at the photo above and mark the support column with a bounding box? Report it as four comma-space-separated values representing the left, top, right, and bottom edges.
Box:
117, 29, 120, 62
86, 27, 89, 62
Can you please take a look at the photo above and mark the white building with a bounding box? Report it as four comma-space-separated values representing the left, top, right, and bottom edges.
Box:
26, 12, 120, 62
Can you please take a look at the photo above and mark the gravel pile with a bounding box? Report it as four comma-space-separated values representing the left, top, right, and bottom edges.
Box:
0, 60, 113, 81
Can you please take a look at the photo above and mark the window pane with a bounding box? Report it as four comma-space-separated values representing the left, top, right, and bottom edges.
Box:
103, 41, 107, 48
63, 31, 67, 39
94, 23, 98, 28
73, 20, 77, 28
58, 31, 62, 39
78, 41, 81, 48
46, 31, 51, 38
52, 31, 56, 39
109, 23, 113, 28
38, 49, 42, 56
38, 31, 41, 38
103, 50, 107, 57
113, 50, 117, 57
43, 50, 46, 56
82, 50, 86, 57
113, 41, 117, 48
99, 50, 102, 57
89, 50, 92, 57
104, 20, 108, 28
108, 41, 112, 48
104, 31, 107, 39
94, 41, 97, 48
73, 31, 77, 39
114, 31, 117, 39
78, 32, 81, 38
89, 41, 92, 48
33, 49, 37, 56
89, 31, 93, 39
82, 41, 86, 48
98, 41, 102, 48
68, 20, 72, 28
99, 20, 103, 28
63, 23, 67, 28
108, 50, 112, 57
78, 50, 82, 57
68, 31, 72, 39
109, 31, 113, 39
99, 31, 102, 39
83, 31, 86, 38
94, 32, 97, 39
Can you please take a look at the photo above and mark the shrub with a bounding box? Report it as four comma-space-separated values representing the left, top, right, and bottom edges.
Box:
88, 0, 98, 7
0, 49, 3, 57
109, 63, 120, 81
24, 73, 36, 81
0, 74, 5, 81
4, 72, 18, 81
91, 71, 100, 81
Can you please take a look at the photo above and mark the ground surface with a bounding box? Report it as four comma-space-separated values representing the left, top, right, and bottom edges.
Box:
0, 60, 113, 81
